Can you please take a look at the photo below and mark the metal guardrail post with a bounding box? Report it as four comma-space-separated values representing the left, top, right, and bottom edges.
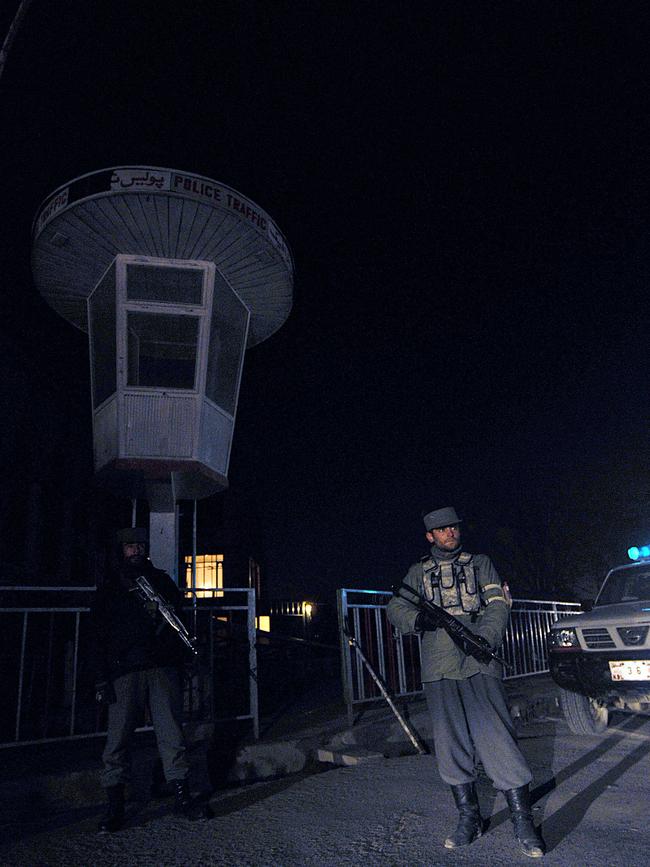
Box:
374, 605, 386, 682
395, 629, 407, 695
15, 611, 28, 742
70, 611, 81, 736
209, 606, 215, 722
352, 607, 365, 700
247, 588, 259, 740
336, 589, 355, 726
44, 612, 55, 739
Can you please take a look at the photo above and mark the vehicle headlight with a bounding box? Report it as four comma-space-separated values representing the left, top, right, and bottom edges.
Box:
548, 627, 579, 649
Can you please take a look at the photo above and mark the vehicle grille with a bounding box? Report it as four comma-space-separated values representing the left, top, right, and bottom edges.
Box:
581, 627, 616, 649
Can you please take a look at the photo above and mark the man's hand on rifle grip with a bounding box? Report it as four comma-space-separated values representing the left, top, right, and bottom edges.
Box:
415, 610, 440, 632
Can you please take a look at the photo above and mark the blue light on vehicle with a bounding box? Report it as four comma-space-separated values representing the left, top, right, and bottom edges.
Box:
628, 545, 650, 560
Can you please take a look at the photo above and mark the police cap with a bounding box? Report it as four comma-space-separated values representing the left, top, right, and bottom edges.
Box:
422, 506, 462, 532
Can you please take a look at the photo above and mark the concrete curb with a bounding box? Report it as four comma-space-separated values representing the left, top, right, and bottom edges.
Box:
315, 747, 385, 766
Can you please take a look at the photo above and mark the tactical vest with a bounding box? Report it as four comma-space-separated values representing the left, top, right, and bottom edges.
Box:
420, 551, 480, 615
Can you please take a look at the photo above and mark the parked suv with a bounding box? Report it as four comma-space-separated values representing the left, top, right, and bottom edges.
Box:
547, 560, 650, 734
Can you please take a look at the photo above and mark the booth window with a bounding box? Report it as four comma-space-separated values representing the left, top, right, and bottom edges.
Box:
89, 263, 117, 407
205, 278, 249, 414
127, 312, 199, 389
126, 264, 203, 305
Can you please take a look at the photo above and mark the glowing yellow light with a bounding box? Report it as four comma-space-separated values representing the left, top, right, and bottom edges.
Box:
256, 615, 271, 632
303, 602, 313, 619
184, 554, 224, 598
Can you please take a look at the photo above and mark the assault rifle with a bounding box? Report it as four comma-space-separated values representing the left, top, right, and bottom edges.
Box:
130, 574, 197, 655
393, 581, 511, 670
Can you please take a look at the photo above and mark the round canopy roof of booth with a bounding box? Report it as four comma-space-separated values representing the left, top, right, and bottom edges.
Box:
31, 167, 293, 346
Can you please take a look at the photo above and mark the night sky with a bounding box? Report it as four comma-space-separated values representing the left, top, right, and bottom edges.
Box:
1, 2, 649, 598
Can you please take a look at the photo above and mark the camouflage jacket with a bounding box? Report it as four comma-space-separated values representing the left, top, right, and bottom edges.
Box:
386, 548, 509, 682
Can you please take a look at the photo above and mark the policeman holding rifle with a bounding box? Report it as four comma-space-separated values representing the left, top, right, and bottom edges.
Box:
387, 506, 545, 858
91, 527, 211, 832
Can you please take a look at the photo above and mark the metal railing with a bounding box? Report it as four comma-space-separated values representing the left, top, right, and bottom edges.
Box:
504, 598, 581, 678
269, 600, 309, 616
0, 586, 258, 748
337, 588, 581, 722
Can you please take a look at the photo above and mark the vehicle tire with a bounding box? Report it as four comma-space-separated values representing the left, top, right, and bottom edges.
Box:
559, 687, 609, 734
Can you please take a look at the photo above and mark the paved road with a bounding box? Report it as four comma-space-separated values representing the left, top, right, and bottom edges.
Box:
2, 712, 650, 866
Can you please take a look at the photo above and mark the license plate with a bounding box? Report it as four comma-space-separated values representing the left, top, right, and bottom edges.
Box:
609, 660, 650, 681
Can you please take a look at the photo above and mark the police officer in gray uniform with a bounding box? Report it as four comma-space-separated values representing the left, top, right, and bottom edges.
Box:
387, 506, 545, 858
91, 527, 211, 831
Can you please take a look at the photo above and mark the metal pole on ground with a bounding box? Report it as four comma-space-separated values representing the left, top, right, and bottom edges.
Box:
343, 621, 427, 755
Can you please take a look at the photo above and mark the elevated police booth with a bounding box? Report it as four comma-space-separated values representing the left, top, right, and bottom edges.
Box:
31, 167, 293, 577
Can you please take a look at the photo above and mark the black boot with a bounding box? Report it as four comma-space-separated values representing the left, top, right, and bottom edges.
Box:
98, 784, 125, 833
444, 783, 483, 849
504, 785, 546, 858
150, 758, 167, 799
172, 780, 213, 821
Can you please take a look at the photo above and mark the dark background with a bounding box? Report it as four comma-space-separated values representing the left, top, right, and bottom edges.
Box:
1, 1, 648, 600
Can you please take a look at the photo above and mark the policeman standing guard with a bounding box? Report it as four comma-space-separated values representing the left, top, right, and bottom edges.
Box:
386, 506, 545, 858
91, 527, 212, 832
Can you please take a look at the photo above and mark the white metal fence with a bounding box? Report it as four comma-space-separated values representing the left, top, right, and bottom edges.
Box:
0, 586, 258, 748
337, 588, 581, 722
504, 598, 581, 678
1, 585, 582, 744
